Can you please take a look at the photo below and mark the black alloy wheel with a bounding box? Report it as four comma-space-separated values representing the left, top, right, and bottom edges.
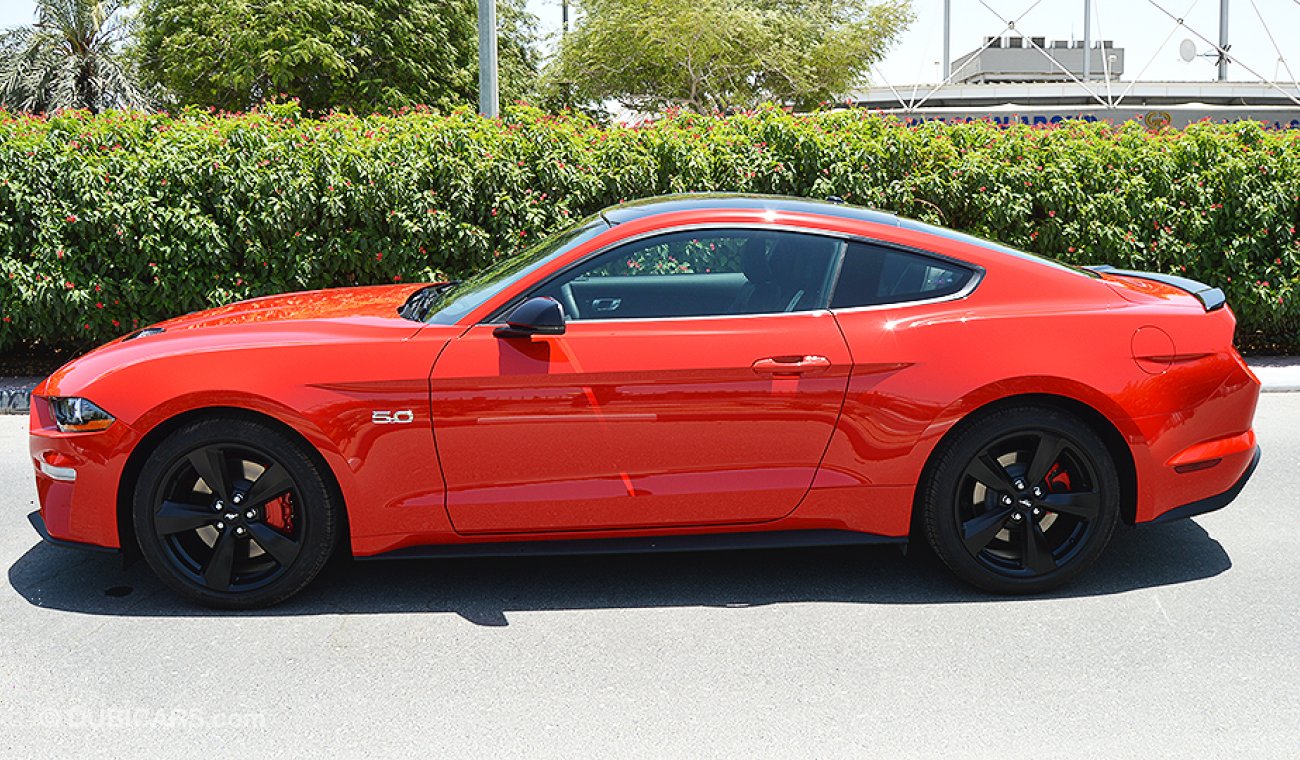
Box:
923, 405, 1120, 594
134, 417, 339, 608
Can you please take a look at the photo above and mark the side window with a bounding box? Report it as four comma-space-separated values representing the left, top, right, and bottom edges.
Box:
831, 242, 974, 309
533, 229, 842, 320
583, 233, 749, 277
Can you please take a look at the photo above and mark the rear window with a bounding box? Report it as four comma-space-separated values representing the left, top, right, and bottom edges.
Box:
831, 242, 974, 308
898, 218, 1099, 279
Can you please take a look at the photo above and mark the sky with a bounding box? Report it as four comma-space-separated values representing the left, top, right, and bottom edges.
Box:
526, 0, 1300, 87
3, 0, 1299, 88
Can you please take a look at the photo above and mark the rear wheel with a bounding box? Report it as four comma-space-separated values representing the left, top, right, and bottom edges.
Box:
923, 405, 1120, 594
133, 417, 339, 609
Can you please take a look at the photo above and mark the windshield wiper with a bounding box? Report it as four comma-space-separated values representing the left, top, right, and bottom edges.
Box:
397, 281, 459, 322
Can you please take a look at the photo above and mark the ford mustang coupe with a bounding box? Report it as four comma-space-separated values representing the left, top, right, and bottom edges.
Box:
29, 194, 1261, 608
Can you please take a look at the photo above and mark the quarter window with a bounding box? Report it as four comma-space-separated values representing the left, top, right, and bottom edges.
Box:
830, 242, 974, 308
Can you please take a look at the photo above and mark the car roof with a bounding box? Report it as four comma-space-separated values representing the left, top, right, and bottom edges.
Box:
599, 193, 903, 227
598, 192, 1096, 281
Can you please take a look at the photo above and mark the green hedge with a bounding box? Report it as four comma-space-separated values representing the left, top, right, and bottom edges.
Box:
2, 103, 1298, 353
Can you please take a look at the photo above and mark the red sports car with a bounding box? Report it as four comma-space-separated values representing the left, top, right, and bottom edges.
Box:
28, 194, 1260, 608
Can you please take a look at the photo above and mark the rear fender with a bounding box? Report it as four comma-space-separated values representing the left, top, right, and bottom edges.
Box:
908, 378, 1145, 526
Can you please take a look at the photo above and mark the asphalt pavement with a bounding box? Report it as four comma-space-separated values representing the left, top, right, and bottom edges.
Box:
2, 397, 1298, 758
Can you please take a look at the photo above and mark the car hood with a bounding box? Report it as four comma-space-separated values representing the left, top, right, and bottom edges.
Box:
39, 284, 443, 398
150, 283, 432, 331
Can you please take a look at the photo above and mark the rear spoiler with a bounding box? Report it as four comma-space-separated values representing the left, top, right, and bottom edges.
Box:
1084, 265, 1227, 312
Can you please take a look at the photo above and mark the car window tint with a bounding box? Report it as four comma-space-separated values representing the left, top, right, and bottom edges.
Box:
533, 229, 841, 320
426, 214, 608, 324
583, 233, 749, 277
831, 242, 974, 308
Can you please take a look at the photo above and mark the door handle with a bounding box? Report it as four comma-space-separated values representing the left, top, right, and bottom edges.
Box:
591, 297, 622, 312
751, 355, 832, 376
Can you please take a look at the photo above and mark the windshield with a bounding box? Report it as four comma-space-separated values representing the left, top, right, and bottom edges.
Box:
424, 214, 610, 324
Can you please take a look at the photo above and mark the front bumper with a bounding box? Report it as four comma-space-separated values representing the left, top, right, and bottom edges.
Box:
30, 393, 138, 550
27, 510, 117, 554
1149, 445, 1261, 524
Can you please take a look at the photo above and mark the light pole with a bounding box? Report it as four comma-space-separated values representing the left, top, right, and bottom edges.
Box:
1083, 0, 1092, 81
478, 0, 499, 117
941, 0, 950, 80
1218, 0, 1230, 81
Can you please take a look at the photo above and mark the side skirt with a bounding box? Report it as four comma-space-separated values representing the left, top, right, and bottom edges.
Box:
359, 529, 906, 561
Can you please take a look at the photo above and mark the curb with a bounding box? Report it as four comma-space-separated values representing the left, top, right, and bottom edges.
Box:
1, 378, 41, 416
1245, 357, 1300, 393
2, 360, 1297, 416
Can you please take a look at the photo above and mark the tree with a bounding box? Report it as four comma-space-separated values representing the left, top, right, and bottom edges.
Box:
0, 0, 149, 113
133, 0, 539, 114
545, 0, 913, 114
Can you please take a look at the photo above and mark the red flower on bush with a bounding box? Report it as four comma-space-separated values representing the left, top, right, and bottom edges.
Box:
65, 214, 77, 223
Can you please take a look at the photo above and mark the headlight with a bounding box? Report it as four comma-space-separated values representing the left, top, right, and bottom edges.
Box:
48, 397, 116, 433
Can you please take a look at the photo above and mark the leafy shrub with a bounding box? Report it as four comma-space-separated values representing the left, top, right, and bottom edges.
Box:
1, 104, 1297, 353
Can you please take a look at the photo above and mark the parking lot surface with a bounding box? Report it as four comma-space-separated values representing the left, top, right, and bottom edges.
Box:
3, 397, 1298, 758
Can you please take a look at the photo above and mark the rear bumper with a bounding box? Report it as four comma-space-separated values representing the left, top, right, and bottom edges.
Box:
1131, 346, 1261, 522
1149, 445, 1260, 524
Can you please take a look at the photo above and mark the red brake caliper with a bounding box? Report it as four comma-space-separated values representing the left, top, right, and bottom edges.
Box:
1045, 463, 1072, 503
262, 494, 294, 534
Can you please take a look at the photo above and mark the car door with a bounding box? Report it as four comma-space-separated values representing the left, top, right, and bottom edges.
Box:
429, 227, 853, 534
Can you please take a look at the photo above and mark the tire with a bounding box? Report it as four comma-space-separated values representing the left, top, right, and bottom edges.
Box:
922, 405, 1120, 594
133, 416, 340, 609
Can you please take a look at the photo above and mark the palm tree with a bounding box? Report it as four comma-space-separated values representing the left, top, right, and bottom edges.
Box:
0, 0, 148, 113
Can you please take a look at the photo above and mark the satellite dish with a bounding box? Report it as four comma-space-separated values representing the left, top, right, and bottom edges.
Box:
1179, 39, 1197, 62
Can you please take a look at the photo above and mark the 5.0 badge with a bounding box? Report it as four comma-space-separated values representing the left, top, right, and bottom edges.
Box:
371, 410, 414, 424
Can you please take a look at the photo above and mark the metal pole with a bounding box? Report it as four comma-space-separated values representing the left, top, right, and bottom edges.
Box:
477, 0, 499, 117
1218, 0, 1229, 81
1083, 0, 1092, 81
563, 0, 570, 34
942, 0, 950, 80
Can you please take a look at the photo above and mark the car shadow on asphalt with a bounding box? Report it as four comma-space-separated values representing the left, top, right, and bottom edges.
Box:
7, 519, 1230, 626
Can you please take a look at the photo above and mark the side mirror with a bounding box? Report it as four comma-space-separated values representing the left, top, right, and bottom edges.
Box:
493, 296, 566, 339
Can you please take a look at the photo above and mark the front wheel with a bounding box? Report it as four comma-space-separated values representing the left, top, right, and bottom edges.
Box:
133, 416, 339, 609
922, 406, 1120, 594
